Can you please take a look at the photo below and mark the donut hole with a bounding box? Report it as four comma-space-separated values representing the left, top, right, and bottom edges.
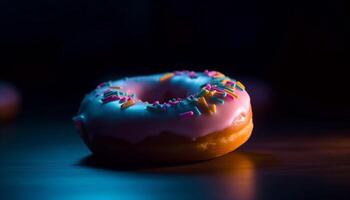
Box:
134, 84, 190, 103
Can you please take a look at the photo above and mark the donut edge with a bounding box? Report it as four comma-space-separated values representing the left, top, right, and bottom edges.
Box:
76, 109, 253, 163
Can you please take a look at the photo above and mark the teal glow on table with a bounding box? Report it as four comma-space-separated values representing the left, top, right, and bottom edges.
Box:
1, 116, 349, 200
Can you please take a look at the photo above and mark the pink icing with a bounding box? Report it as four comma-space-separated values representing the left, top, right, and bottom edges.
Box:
76, 72, 252, 143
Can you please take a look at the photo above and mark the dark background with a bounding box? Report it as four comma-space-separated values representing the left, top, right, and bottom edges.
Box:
1, 0, 349, 129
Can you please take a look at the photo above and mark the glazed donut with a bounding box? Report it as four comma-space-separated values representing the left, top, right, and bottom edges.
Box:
74, 70, 253, 162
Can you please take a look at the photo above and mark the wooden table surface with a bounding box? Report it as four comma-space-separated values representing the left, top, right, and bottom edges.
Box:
1, 116, 349, 200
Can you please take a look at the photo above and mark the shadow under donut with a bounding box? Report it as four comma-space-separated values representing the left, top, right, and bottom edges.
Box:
76, 150, 278, 200
76, 150, 278, 174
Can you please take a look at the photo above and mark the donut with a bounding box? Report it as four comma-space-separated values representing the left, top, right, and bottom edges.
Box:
73, 70, 253, 162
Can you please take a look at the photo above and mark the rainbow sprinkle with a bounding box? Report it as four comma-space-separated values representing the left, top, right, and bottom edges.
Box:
205, 84, 212, 90
213, 87, 225, 92
212, 96, 224, 104
121, 99, 135, 110
198, 89, 209, 97
207, 90, 216, 98
119, 96, 127, 103
97, 70, 246, 120
102, 95, 120, 104
235, 81, 245, 91
224, 86, 235, 93
225, 81, 234, 86
110, 86, 121, 90
221, 79, 230, 85
159, 73, 174, 82
224, 89, 239, 99
180, 111, 194, 119
209, 104, 217, 114
197, 97, 211, 114
214, 91, 227, 98
207, 71, 217, 77
213, 72, 225, 78
193, 106, 202, 116
104, 90, 119, 98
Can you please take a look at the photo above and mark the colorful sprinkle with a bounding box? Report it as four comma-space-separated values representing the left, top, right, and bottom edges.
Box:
121, 99, 135, 110
225, 91, 239, 100
110, 86, 121, 90
213, 72, 225, 78
212, 97, 224, 104
193, 106, 202, 116
226, 80, 234, 85
119, 96, 127, 103
235, 81, 245, 90
102, 95, 119, 104
97, 70, 244, 119
204, 84, 212, 90
186, 96, 198, 104
198, 89, 209, 97
197, 97, 211, 114
208, 90, 216, 97
214, 91, 227, 98
221, 79, 230, 85
225, 89, 239, 98
180, 111, 194, 119
159, 73, 174, 82
207, 71, 217, 77
224, 86, 235, 93
209, 104, 217, 114
104, 90, 119, 97
226, 93, 235, 100
213, 87, 225, 92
